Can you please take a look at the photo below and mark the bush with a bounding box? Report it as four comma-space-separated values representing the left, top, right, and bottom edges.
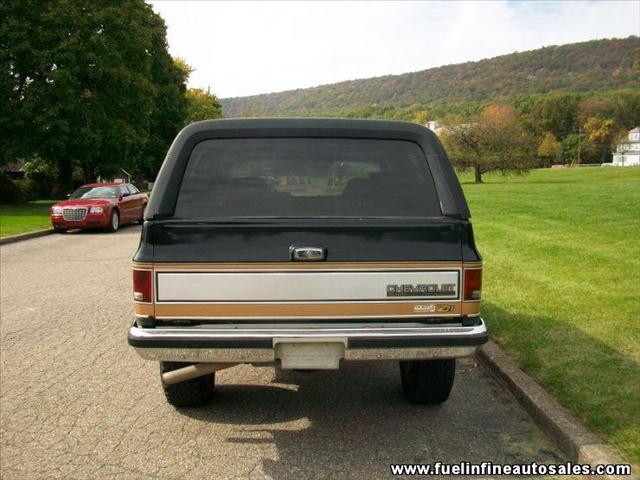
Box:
22, 158, 58, 200
0, 173, 25, 203
24, 171, 57, 200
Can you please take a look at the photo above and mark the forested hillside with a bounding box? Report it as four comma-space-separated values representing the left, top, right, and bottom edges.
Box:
221, 37, 640, 118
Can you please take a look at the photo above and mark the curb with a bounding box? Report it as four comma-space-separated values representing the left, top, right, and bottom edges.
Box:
476, 341, 635, 479
0, 228, 54, 245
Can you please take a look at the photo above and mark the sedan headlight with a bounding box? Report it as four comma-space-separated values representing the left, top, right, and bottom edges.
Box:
52, 206, 63, 214
90, 206, 104, 214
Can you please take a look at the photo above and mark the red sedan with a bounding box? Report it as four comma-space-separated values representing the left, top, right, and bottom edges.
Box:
50, 183, 148, 233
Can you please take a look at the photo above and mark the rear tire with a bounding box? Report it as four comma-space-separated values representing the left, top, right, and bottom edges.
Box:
160, 362, 215, 408
107, 210, 119, 232
400, 359, 456, 404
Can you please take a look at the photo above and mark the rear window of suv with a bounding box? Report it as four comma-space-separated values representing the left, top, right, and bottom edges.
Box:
174, 138, 441, 218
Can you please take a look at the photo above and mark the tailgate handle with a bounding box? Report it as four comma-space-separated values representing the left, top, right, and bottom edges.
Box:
289, 246, 326, 262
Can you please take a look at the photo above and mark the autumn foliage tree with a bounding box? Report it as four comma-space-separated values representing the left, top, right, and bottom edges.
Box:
441, 105, 537, 183
185, 88, 223, 124
537, 132, 562, 166
583, 117, 616, 163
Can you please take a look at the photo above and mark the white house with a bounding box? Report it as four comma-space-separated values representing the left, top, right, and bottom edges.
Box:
425, 121, 443, 135
612, 127, 640, 166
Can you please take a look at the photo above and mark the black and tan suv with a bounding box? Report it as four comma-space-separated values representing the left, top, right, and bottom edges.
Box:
128, 118, 487, 407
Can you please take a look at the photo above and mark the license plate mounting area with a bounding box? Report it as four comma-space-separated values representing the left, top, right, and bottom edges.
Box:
273, 338, 347, 370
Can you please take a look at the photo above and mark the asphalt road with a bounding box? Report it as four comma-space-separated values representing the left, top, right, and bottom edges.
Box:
1, 226, 564, 479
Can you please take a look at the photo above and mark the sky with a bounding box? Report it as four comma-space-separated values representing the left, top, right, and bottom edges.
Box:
150, 1, 640, 99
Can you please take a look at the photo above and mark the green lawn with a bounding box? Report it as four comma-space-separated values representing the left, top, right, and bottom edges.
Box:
460, 167, 640, 463
0, 200, 55, 237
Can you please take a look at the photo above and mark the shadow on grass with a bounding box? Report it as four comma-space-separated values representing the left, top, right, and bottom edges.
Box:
481, 301, 639, 463
460, 179, 574, 186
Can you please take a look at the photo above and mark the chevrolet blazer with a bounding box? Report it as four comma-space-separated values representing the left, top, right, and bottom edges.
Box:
128, 118, 488, 407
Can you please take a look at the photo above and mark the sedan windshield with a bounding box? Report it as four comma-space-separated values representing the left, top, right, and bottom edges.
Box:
70, 186, 119, 199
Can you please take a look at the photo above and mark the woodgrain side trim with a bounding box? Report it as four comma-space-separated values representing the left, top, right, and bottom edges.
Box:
462, 301, 481, 316
135, 303, 154, 316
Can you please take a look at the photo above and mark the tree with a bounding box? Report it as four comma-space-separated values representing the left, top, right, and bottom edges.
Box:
537, 132, 562, 167
136, 56, 190, 182
579, 91, 640, 131
0, 0, 188, 190
561, 133, 598, 165
185, 88, 223, 124
583, 117, 617, 163
411, 110, 430, 126
584, 117, 614, 145
441, 105, 537, 183
531, 93, 580, 140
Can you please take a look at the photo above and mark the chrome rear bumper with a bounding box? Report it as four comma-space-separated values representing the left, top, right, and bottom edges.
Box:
128, 319, 488, 363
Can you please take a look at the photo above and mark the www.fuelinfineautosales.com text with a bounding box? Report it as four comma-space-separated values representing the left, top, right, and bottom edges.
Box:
389, 461, 632, 476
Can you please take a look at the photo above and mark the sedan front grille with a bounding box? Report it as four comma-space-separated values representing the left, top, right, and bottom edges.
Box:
62, 207, 87, 221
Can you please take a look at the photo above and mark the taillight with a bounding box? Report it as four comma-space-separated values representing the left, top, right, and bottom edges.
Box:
133, 270, 152, 302
463, 268, 482, 301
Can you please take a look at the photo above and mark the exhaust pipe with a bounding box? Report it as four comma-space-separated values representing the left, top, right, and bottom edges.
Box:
162, 363, 237, 385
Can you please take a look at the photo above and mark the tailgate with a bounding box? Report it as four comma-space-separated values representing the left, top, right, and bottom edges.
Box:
134, 221, 479, 322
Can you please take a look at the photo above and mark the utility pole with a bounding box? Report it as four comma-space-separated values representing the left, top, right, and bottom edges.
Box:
571, 125, 583, 167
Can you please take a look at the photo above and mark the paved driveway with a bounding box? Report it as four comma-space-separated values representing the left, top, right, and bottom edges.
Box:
1, 227, 563, 479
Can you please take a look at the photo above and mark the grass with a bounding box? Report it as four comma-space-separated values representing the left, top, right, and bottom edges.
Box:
460, 167, 640, 463
0, 200, 55, 237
